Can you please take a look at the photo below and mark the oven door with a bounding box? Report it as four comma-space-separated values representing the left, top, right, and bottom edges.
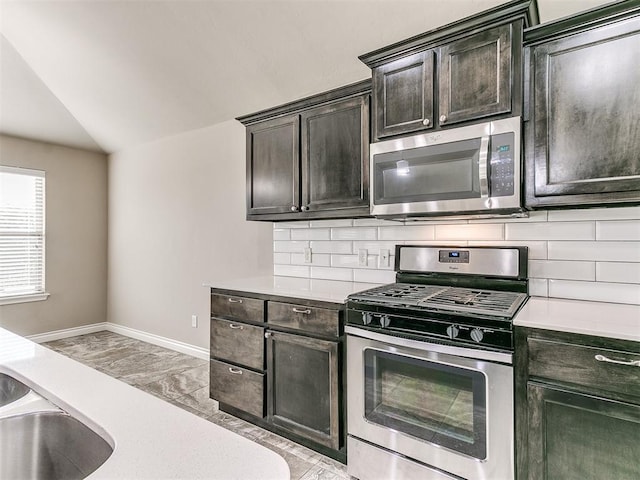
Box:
346, 327, 514, 480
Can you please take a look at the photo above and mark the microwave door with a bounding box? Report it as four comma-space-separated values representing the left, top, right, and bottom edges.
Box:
372, 136, 490, 215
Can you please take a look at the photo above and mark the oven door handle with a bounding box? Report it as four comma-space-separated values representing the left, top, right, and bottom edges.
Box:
478, 135, 490, 199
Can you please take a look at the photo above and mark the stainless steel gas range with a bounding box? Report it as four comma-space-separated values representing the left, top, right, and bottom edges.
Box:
346, 245, 529, 480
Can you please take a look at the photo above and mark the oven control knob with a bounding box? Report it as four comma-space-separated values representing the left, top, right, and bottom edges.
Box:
379, 315, 391, 328
362, 312, 372, 325
446, 325, 459, 339
470, 328, 484, 343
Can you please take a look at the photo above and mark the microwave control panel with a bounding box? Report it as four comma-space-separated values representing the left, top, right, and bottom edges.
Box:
489, 132, 515, 197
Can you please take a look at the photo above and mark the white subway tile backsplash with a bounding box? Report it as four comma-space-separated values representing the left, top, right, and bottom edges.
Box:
291, 228, 330, 240
274, 221, 310, 228
310, 266, 353, 281
273, 264, 310, 278
309, 219, 353, 228
379, 225, 436, 241
435, 223, 504, 241
273, 253, 291, 264
353, 269, 396, 284
506, 221, 595, 241
549, 279, 640, 305
529, 260, 595, 281
272, 206, 640, 305
273, 229, 290, 241
596, 262, 640, 284
596, 220, 640, 241
353, 241, 403, 252
309, 241, 352, 254
529, 278, 549, 297
548, 241, 640, 262
468, 240, 547, 259
274, 240, 309, 253
291, 253, 331, 266
331, 227, 377, 241
548, 206, 640, 222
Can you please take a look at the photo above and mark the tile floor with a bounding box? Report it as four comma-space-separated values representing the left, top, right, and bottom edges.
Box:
43, 330, 349, 480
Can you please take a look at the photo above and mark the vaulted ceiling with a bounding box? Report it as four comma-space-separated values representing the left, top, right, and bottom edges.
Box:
0, 0, 612, 154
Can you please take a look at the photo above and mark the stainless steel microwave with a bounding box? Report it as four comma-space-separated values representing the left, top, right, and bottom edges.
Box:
370, 116, 523, 218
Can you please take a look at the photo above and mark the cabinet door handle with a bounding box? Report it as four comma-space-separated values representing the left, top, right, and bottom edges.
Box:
439, 114, 447, 123
290, 205, 299, 212
301, 206, 309, 211
228, 367, 243, 375
422, 118, 430, 126
228, 298, 243, 304
292, 307, 311, 314
265, 332, 273, 338
595, 354, 640, 367
228, 323, 243, 330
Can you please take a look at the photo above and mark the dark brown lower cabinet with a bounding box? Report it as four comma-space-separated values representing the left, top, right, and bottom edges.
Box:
266, 330, 340, 450
526, 383, 640, 480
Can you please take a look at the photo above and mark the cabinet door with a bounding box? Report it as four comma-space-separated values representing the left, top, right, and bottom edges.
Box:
526, 16, 640, 207
246, 114, 300, 215
301, 94, 369, 213
266, 330, 340, 449
439, 24, 512, 126
527, 383, 640, 480
372, 51, 434, 139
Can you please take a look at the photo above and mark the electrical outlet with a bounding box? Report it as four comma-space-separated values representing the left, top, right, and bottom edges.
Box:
358, 248, 368, 267
304, 247, 312, 263
191, 315, 198, 328
379, 249, 390, 267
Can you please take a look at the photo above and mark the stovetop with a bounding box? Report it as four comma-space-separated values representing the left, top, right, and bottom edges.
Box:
349, 282, 528, 319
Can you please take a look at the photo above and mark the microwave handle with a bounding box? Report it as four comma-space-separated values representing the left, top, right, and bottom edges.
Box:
478, 135, 490, 198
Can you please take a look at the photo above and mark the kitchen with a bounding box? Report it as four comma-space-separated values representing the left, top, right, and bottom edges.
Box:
1, 0, 639, 479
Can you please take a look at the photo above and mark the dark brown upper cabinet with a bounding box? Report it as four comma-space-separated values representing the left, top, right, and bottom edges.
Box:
372, 51, 434, 138
238, 80, 370, 221
360, 0, 538, 142
524, 2, 640, 209
438, 24, 512, 126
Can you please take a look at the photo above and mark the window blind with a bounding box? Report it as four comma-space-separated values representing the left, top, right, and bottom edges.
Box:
0, 166, 46, 298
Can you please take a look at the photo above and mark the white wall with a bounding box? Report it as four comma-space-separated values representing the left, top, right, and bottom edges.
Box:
0, 134, 108, 335
108, 120, 273, 349
273, 208, 640, 305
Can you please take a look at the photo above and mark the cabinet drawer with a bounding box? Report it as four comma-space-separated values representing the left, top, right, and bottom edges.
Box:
209, 359, 265, 418
210, 318, 264, 371
528, 337, 640, 401
268, 301, 340, 337
210, 293, 265, 323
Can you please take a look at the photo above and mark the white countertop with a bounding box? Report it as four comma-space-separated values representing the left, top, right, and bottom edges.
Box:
205, 275, 377, 304
514, 296, 640, 342
0, 327, 289, 480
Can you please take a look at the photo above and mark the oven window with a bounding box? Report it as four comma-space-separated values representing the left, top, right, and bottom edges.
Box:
363, 349, 487, 459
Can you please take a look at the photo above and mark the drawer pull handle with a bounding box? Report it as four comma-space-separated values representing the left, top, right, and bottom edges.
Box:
228, 323, 243, 330
228, 367, 243, 375
228, 298, 243, 304
595, 354, 640, 367
292, 307, 311, 314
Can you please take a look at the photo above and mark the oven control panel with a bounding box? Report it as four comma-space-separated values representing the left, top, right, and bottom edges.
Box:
346, 305, 513, 351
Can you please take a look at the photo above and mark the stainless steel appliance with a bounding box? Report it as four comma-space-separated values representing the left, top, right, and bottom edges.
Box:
346, 245, 529, 480
370, 117, 523, 218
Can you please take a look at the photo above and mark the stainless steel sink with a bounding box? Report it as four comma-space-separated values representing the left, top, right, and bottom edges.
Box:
0, 411, 113, 480
0, 372, 30, 406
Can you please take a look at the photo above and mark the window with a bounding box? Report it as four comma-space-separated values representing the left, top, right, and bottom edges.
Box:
0, 165, 47, 304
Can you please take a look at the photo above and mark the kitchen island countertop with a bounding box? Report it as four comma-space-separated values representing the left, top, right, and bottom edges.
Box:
0, 327, 289, 479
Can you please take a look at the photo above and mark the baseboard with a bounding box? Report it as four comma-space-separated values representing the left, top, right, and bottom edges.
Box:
28, 322, 209, 360
106, 324, 209, 360
27, 323, 109, 343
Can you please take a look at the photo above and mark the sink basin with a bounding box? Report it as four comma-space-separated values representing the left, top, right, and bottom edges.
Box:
0, 411, 113, 480
0, 372, 30, 406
